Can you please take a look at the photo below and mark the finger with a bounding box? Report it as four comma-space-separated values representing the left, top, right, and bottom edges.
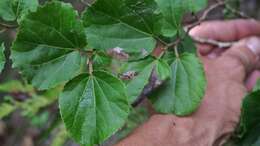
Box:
207, 47, 227, 59
190, 19, 260, 54
218, 37, 260, 82
190, 19, 260, 41
195, 43, 214, 56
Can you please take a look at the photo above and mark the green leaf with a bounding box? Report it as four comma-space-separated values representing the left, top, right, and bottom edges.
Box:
236, 124, 260, 146
162, 50, 176, 64
0, 103, 15, 119
0, 43, 6, 73
109, 107, 150, 143
155, 59, 171, 81
178, 34, 197, 54
239, 91, 260, 136
31, 111, 49, 127
187, 0, 208, 12
155, 0, 183, 31
149, 53, 206, 116
20, 94, 58, 117
0, 80, 34, 93
155, 0, 207, 36
125, 57, 171, 103
125, 57, 154, 103
126, 62, 154, 103
252, 137, 260, 146
93, 51, 112, 70
82, 0, 160, 53
253, 78, 260, 92
51, 126, 68, 146
11, 2, 87, 90
0, 0, 38, 22
59, 71, 130, 145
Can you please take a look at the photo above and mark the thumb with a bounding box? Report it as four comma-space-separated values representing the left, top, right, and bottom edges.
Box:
218, 37, 260, 81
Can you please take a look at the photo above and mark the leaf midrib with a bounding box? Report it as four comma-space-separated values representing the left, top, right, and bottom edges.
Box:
93, 77, 120, 140
70, 77, 92, 138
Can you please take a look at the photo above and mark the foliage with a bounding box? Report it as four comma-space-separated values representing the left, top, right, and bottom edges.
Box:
0, 43, 6, 73
0, 0, 38, 22
0, 0, 259, 146
224, 79, 260, 146
5, 0, 208, 145
0, 80, 60, 119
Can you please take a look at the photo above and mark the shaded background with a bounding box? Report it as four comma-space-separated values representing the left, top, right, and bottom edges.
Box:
0, 0, 260, 146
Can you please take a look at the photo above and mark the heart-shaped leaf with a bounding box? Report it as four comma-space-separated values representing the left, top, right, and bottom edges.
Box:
11, 2, 87, 90
149, 53, 206, 115
82, 0, 160, 53
59, 71, 130, 145
155, 0, 207, 37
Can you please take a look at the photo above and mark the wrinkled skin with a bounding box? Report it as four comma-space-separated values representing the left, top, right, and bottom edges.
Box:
115, 19, 260, 146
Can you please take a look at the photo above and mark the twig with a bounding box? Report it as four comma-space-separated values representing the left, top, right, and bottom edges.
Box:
174, 45, 180, 58
0, 28, 6, 33
85, 49, 94, 74
81, 0, 92, 7
192, 36, 236, 48
218, 0, 251, 19
132, 0, 246, 107
87, 58, 93, 74
185, 1, 225, 32
132, 96, 146, 107
0, 22, 18, 29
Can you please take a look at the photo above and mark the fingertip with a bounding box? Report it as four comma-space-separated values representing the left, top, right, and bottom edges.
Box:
189, 19, 260, 41
246, 37, 260, 56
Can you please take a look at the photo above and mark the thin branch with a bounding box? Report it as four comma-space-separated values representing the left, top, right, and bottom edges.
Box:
174, 45, 180, 58
87, 58, 93, 75
132, 96, 146, 107
132, 0, 246, 107
167, 38, 181, 48
81, 0, 92, 7
185, 1, 225, 32
0, 22, 18, 29
0, 28, 6, 34
218, 0, 251, 19
155, 36, 168, 46
192, 36, 236, 48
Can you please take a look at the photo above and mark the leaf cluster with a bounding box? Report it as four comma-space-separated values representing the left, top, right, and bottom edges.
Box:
0, 0, 209, 145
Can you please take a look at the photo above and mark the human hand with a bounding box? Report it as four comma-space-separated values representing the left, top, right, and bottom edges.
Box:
192, 19, 260, 90
187, 19, 260, 145
115, 19, 260, 146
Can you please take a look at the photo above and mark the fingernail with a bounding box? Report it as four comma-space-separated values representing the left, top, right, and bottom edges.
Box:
246, 37, 260, 56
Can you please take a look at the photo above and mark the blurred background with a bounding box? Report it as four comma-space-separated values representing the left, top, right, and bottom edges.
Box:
0, 0, 259, 146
